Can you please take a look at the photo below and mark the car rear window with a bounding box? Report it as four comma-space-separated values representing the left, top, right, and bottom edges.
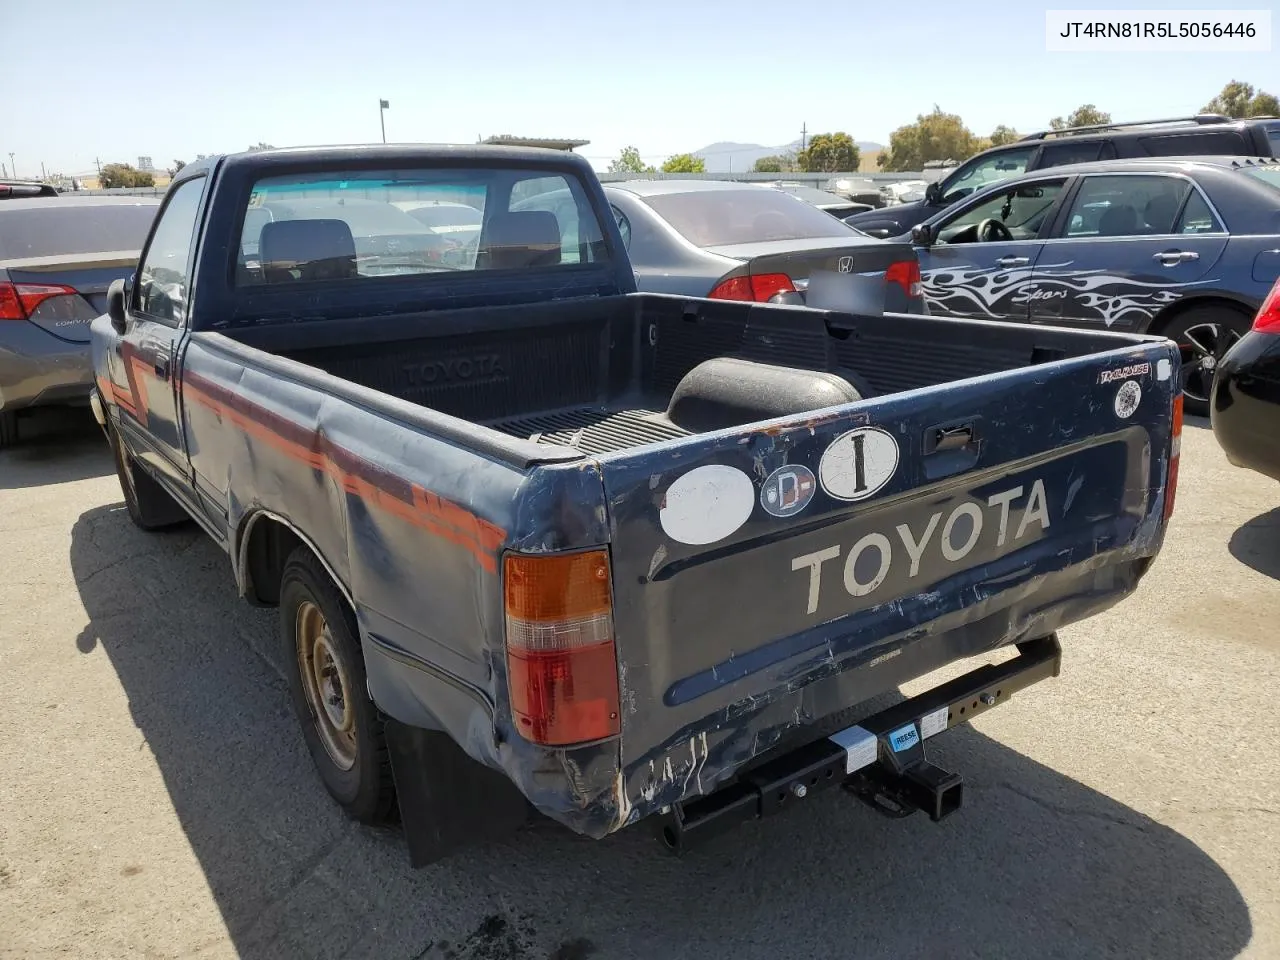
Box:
0, 203, 158, 260
235, 167, 607, 285
1241, 165, 1280, 192
639, 188, 855, 247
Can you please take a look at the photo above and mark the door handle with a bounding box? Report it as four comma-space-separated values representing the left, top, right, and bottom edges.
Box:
154, 356, 170, 380
1153, 250, 1199, 266
996, 256, 1030, 267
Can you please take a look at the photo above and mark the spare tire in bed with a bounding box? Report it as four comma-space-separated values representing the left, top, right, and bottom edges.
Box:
666, 357, 862, 433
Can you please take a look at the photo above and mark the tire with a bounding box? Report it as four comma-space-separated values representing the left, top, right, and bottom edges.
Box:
280, 546, 396, 824
108, 424, 190, 530
0, 410, 18, 450
1159, 305, 1252, 418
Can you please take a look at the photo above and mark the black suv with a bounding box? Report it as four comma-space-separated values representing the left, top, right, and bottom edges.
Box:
848, 114, 1280, 238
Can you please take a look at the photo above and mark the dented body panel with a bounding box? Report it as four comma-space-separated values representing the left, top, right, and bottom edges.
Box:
90, 144, 1182, 846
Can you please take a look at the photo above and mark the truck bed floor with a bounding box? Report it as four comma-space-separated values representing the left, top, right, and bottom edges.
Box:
485, 405, 690, 456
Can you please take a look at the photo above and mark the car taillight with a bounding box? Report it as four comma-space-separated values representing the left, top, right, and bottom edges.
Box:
1165, 393, 1183, 520
886, 259, 922, 298
1253, 278, 1280, 334
0, 281, 78, 320
708, 273, 796, 302
503, 550, 620, 746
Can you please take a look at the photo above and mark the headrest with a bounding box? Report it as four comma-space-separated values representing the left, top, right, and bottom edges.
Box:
259, 218, 358, 282
1098, 205, 1138, 236
483, 211, 562, 269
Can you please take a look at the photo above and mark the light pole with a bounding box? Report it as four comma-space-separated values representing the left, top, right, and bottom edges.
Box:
379, 99, 389, 143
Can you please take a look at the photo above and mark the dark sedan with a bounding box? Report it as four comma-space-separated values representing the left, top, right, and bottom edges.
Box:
1212, 276, 1280, 482
598, 179, 924, 313
0, 195, 159, 446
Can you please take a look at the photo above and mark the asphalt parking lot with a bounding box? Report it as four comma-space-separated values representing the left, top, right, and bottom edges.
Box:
1, 408, 1278, 960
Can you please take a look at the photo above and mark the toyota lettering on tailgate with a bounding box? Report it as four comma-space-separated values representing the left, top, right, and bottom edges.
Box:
790, 479, 1051, 614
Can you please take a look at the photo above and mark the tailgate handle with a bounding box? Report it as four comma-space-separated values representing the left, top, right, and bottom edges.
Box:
931, 424, 973, 452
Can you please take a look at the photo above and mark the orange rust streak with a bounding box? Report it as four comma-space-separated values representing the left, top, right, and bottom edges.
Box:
183, 381, 501, 573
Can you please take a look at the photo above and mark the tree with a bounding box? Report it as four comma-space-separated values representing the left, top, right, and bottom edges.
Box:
753, 155, 785, 173
988, 125, 1021, 147
167, 159, 187, 177
608, 146, 654, 174
660, 153, 705, 174
796, 132, 860, 172
1050, 105, 1111, 131
98, 163, 155, 189
1202, 80, 1280, 118
878, 107, 984, 172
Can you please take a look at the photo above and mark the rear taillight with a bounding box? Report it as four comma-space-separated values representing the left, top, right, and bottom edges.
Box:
1253, 278, 1280, 334
0, 281, 78, 320
503, 550, 620, 746
886, 259, 923, 298
1165, 393, 1183, 520
708, 273, 796, 302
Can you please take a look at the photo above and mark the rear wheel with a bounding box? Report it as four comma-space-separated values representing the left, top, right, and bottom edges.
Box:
0, 410, 18, 449
108, 425, 189, 530
1161, 305, 1252, 418
280, 547, 396, 824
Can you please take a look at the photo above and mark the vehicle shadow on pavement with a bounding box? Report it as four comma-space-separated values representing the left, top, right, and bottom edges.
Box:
69, 504, 1252, 960
1229, 506, 1280, 580
1, 408, 111, 489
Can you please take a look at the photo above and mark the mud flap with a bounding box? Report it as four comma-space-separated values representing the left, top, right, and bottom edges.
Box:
384, 718, 530, 868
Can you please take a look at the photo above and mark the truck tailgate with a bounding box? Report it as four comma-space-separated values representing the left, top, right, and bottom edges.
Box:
599, 340, 1179, 792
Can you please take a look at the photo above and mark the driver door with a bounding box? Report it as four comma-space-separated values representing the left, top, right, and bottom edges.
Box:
915, 176, 1070, 321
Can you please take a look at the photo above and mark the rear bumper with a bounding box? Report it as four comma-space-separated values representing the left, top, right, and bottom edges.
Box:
662, 635, 1061, 852
1211, 331, 1280, 483
0, 323, 92, 413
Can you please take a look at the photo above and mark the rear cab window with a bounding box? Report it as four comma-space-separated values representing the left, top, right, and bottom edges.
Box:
234, 167, 608, 285
639, 189, 854, 247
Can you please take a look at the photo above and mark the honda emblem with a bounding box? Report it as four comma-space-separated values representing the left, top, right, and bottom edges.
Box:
837, 256, 854, 273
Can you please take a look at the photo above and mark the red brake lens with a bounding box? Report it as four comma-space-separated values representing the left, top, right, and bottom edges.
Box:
708, 273, 795, 302
1254, 278, 1280, 334
886, 260, 923, 298
0, 281, 77, 320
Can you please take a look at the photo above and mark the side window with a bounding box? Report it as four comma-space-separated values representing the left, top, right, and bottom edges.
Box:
1097, 141, 1118, 161
940, 180, 1066, 242
1137, 131, 1250, 157
940, 147, 1036, 203
1063, 175, 1189, 238
1176, 189, 1224, 234
611, 205, 631, 250
134, 177, 205, 324
1039, 141, 1104, 169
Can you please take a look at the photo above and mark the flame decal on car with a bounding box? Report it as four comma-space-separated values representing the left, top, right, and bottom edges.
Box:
921, 261, 1220, 327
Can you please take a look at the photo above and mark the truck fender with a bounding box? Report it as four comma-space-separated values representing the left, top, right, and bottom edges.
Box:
236, 508, 356, 612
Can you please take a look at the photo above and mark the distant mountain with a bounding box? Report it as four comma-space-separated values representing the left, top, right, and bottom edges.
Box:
691, 138, 884, 173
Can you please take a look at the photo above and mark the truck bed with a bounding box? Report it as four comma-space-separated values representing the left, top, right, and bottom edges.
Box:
226, 292, 1132, 456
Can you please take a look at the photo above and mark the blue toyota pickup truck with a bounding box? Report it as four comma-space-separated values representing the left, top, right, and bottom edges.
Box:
89, 144, 1183, 865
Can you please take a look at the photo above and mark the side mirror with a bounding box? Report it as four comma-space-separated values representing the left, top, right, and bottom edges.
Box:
911, 224, 934, 247
107, 278, 128, 334
925, 182, 943, 205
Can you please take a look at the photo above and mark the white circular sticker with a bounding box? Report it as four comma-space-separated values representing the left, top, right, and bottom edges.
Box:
1114, 379, 1142, 419
819, 427, 900, 502
659, 464, 755, 545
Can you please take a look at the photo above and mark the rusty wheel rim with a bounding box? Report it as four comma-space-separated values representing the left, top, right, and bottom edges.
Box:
296, 600, 357, 771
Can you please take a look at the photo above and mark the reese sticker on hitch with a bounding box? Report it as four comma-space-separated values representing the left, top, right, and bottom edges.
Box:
888, 723, 920, 753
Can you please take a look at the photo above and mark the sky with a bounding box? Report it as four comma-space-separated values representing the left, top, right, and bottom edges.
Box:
3, 0, 1277, 178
